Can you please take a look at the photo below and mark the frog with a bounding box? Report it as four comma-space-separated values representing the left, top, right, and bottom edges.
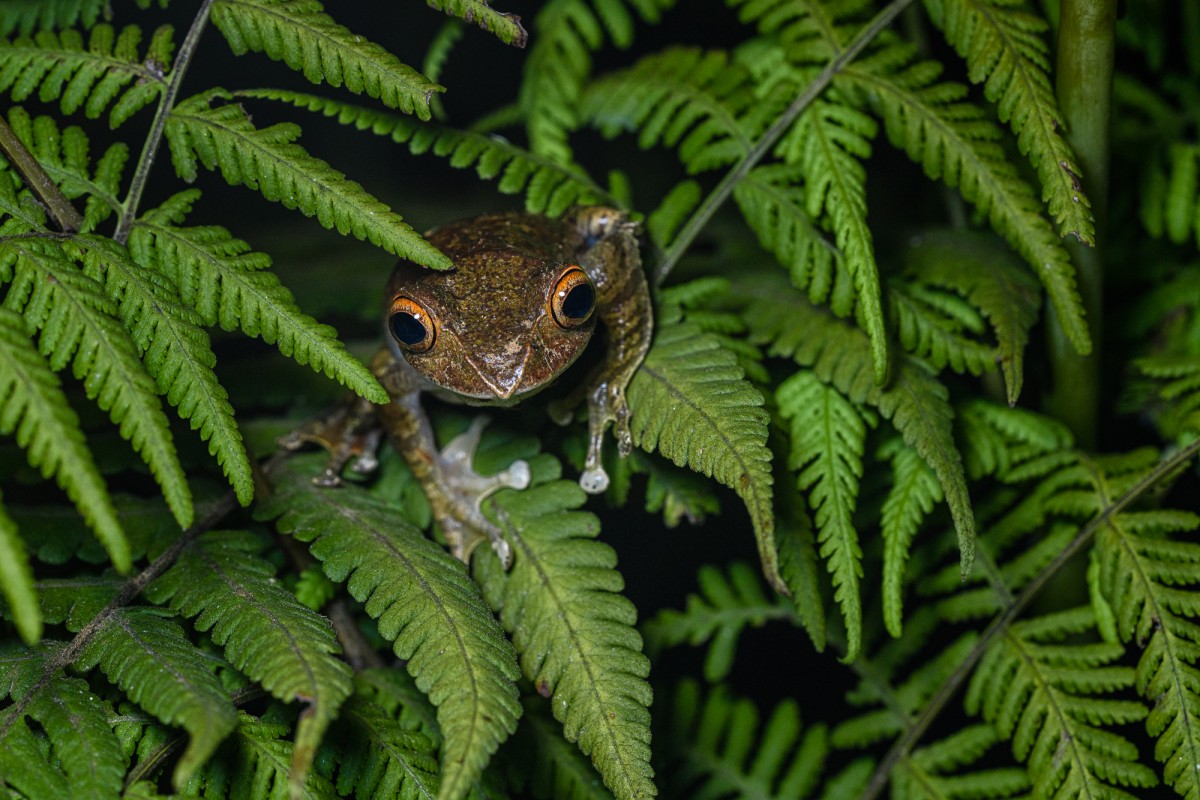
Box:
280, 206, 652, 568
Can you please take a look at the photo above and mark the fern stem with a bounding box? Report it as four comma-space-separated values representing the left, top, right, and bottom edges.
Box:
860, 436, 1200, 800
1042, 0, 1115, 449
114, 0, 216, 244
652, 0, 916, 287
0, 116, 83, 233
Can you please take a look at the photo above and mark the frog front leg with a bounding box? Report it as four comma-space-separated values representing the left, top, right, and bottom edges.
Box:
373, 349, 529, 567
568, 207, 654, 494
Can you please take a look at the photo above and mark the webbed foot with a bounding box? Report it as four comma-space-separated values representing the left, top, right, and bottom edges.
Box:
278, 397, 383, 487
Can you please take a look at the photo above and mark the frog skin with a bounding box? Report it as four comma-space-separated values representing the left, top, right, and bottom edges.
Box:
281, 206, 652, 567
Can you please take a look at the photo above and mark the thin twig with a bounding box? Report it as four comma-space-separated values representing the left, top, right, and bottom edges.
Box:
860, 437, 1200, 800
0, 116, 83, 233
114, 0, 216, 244
652, 0, 915, 287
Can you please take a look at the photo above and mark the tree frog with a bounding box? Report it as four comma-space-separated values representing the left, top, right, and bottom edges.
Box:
282, 207, 652, 567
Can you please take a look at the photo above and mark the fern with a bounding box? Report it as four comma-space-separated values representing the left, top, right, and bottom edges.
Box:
0, 0, 109, 38
75, 606, 239, 787
1135, 356, 1200, 439
923, 0, 1095, 244
663, 680, 828, 800
892, 725, 1028, 800
879, 437, 942, 638
128, 189, 387, 404
472, 453, 655, 800
521, 0, 676, 164
511, 698, 617, 800
0, 23, 174, 127
144, 529, 354, 788
244, 90, 609, 215
211, 0, 441, 119
644, 563, 802, 682
627, 320, 780, 592
330, 696, 441, 800
3, 237, 192, 530
164, 89, 451, 269
890, 279, 997, 378
1138, 141, 1200, 247
0, 492, 38, 644
257, 456, 522, 800
778, 370, 871, 660
427, 0, 528, 47
744, 280, 976, 578
966, 607, 1158, 799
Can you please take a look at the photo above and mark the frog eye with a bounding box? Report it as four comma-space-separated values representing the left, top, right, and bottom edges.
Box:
389, 296, 437, 353
550, 267, 595, 328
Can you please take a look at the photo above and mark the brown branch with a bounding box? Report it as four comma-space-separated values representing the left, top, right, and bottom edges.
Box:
0, 116, 82, 233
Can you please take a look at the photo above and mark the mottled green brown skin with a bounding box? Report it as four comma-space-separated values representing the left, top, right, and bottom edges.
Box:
371, 207, 652, 564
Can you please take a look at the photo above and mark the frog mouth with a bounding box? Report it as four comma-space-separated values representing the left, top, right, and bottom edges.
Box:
463, 351, 533, 401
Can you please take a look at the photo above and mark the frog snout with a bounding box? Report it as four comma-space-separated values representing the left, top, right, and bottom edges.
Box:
464, 350, 530, 400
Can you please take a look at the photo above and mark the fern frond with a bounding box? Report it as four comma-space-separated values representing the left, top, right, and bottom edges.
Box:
966, 607, 1157, 799
513, 698, 616, 800
0, 298, 127, 571
0, 706, 69, 798
956, 400, 1072, 483
644, 562, 801, 682
0, 493, 39, 644
0, 0, 108, 38
665, 680, 828, 800
522, 0, 676, 164
732, 165, 843, 308
71, 234, 252, 506
427, 0, 528, 47
258, 457, 522, 800
474, 455, 654, 800
890, 279, 997, 378
839, 42, 1089, 354
0, 648, 125, 799
744, 282, 976, 578
4, 238, 192, 530
75, 607, 238, 787
145, 529, 354, 788
778, 370, 869, 660
923, 0, 1095, 243
164, 89, 450, 269
330, 696, 440, 800
1138, 142, 1200, 247
211, 0, 441, 119
879, 437, 942, 638
0, 23, 173, 127
775, 492, 826, 651
357, 667, 441, 744
581, 47, 757, 174
243, 90, 608, 215
1135, 356, 1200, 439
903, 229, 1040, 403
5, 106, 128, 233
129, 190, 388, 404
894, 725, 1028, 800
627, 320, 780, 592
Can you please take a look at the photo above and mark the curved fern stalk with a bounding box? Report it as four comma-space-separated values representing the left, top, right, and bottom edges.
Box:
878, 438, 941, 638
0, 0, 108, 38
965, 607, 1157, 799
743, 280, 976, 578
522, 0, 676, 165
471, 455, 654, 800
665, 680, 828, 800
129, 190, 388, 404
331, 697, 441, 800
778, 370, 870, 660
3, 238, 193, 530
923, 0, 1095, 244
144, 529, 354, 791
838, 44, 1090, 354
902, 230, 1040, 404
0, 647, 126, 800
242, 90, 609, 215
0, 23, 174, 128
627, 320, 781, 593
426, 0, 529, 47
70, 234, 253, 506
257, 457, 522, 800
0, 491, 39, 644
164, 89, 451, 270
210, 0, 442, 119
0, 307, 126, 573
644, 562, 803, 682
4, 107, 128, 233
75, 607, 239, 788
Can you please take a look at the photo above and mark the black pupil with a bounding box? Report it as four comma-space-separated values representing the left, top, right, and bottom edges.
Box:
562, 283, 595, 319
391, 312, 427, 345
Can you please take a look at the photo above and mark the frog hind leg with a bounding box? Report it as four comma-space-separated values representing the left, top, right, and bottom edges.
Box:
278, 395, 384, 486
